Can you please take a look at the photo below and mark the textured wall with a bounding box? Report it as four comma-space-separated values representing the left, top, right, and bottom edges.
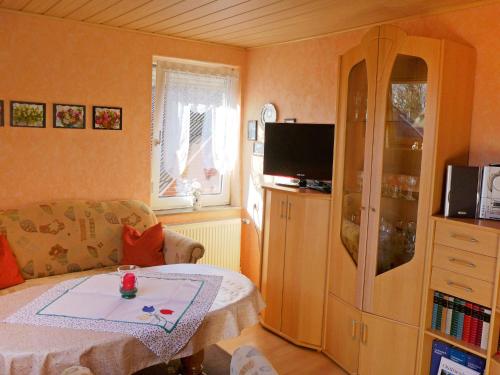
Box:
0, 10, 245, 209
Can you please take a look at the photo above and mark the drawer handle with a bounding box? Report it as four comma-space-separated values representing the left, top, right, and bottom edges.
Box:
448, 257, 476, 268
446, 280, 473, 293
451, 233, 479, 243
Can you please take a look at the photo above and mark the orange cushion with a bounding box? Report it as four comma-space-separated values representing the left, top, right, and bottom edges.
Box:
0, 235, 24, 289
121, 223, 165, 267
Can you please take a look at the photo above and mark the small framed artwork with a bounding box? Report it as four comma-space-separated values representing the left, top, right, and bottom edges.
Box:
92, 106, 122, 130
247, 120, 258, 140
10, 101, 46, 128
253, 142, 264, 156
53, 104, 86, 129
0, 100, 4, 127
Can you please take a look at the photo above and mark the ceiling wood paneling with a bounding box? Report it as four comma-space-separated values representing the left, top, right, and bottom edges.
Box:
0, 0, 496, 47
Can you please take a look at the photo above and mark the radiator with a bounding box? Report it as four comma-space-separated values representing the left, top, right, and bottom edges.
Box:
166, 218, 241, 272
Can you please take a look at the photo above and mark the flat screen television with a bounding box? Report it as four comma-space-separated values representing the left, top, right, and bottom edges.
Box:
263, 122, 334, 188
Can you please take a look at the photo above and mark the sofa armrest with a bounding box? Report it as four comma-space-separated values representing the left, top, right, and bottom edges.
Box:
162, 227, 205, 264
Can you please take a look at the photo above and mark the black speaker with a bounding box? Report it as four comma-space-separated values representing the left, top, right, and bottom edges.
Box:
444, 165, 481, 218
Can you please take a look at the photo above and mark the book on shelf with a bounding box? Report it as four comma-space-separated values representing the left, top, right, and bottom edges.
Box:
437, 357, 480, 375
431, 292, 489, 349
430, 340, 486, 375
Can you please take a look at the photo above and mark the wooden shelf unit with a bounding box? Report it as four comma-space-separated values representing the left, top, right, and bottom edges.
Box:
418, 216, 500, 375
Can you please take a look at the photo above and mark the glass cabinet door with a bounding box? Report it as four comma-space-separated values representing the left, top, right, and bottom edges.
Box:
340, 61, 368, 265
376, 55, 428, 275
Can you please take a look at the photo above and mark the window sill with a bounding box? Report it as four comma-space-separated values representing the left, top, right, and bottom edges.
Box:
155, 205, 242, 225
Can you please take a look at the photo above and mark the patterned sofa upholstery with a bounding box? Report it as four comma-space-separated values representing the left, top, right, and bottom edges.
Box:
0, 199, 205, 295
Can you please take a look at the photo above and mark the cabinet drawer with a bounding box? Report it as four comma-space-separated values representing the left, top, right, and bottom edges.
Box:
430, 267, 493, 307
434, 221, 498, 257
433, 244, 496, 282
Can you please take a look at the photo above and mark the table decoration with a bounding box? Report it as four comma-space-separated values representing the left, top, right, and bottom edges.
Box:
4, 270, 222, 363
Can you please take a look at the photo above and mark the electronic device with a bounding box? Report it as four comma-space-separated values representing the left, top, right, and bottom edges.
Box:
444, 165, 481, 218
263, 122, 334, 188
479, 165, 500, 220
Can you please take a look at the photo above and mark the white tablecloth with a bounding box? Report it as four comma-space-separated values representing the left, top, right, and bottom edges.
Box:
0, 264, 265, 375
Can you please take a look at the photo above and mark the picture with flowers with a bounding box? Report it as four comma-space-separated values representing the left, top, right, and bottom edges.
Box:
53, 104, 86, 129
10, 101, 46, 128
92, 106, 122, 130
0, 100, 4, 127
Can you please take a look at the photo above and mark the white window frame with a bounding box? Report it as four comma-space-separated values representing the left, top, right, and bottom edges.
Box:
150, 57, 239, 210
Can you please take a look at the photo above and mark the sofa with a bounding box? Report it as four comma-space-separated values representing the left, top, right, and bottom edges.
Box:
0, 199, 205, 296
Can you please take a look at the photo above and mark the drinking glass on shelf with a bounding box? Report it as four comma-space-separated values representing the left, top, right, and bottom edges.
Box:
406, 176, 418, 200
405, 221, 417, 255
397, 175, 407, 199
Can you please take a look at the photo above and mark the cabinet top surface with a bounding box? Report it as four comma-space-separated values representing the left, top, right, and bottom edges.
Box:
262, 183, 332, 200
433, 215, 500, 233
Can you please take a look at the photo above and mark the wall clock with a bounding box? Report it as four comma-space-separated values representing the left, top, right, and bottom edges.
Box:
260, 103, 277, 124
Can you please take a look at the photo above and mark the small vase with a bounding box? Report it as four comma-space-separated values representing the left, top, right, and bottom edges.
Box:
193, 196, 202, 211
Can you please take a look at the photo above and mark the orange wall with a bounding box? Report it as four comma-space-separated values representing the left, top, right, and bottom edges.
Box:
0, 10, 245, 210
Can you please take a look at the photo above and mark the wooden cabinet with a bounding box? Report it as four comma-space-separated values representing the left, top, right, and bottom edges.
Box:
261, 185, 331, 348
358, 313, 419, 375
325, 24, 475, 374
419, 217, 500, 375
324, 294, 361, 373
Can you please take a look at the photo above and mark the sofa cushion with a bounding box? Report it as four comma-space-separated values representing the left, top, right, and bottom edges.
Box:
122, 223, 165, 267
0, 235, 24, 289
0, 200, 157, 279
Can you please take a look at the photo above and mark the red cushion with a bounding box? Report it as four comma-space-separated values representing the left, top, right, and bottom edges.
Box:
0, 235, 24, 289
121, 223, 165, 267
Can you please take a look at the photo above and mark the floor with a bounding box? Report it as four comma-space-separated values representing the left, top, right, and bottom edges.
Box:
218, 324, 347, 375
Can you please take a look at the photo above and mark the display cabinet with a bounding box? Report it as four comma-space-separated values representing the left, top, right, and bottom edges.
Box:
324, 24, 475, 374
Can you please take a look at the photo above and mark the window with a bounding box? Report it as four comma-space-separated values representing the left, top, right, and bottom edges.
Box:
151, 58, 240, 210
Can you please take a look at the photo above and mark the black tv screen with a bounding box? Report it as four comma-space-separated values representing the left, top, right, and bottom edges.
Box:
263, 123, 334, 181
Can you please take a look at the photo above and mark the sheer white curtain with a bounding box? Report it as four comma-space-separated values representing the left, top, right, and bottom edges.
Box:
152, 58, 239, 208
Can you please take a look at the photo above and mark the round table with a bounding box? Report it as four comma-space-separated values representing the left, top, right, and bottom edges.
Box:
0, 264, 265, 375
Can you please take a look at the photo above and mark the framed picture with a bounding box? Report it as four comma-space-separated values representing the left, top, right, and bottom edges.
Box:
0, 100, 4, 127
247, 120, 258, 140
53, 103, 86, 129
253, 142, 264, 156
92, 106, 122, 130
10, 101, 46, 128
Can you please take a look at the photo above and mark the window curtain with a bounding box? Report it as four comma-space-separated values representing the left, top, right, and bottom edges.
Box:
154, 59, 239, 180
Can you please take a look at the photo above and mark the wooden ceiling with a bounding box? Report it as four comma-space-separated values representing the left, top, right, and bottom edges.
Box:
0, 0, 494, 48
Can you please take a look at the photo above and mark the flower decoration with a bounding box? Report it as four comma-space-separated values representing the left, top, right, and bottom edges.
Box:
54, 105, 85, 128
11, 102, 45, 127
93, 106, 122, 130
142, 306, 155, 313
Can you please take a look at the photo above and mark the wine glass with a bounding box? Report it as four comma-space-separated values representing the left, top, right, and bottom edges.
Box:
406, 176, 418, 200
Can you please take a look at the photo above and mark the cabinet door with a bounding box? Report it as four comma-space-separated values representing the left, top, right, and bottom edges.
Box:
281, 195, 330, 346
358, 313, 418, 375
330, 28, 379, 309
261, 189, 288, 331
363, 27, 441, 326
324, 294, 361, 374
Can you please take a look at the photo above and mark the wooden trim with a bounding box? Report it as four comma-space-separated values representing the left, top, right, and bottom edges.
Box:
259, 321, 322, 351
157, 207, 242, 225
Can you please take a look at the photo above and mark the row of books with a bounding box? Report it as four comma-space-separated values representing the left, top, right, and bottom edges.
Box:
431, 340, 486, 375
431, 291, 491, 350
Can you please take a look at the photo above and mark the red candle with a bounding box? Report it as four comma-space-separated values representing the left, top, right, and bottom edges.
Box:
122, 272, 136, 291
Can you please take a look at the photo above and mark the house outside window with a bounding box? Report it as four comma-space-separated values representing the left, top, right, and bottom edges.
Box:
151, 58, 240, 210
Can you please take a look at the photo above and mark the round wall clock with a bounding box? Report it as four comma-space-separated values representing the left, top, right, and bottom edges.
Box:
260, 103, 277, 124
